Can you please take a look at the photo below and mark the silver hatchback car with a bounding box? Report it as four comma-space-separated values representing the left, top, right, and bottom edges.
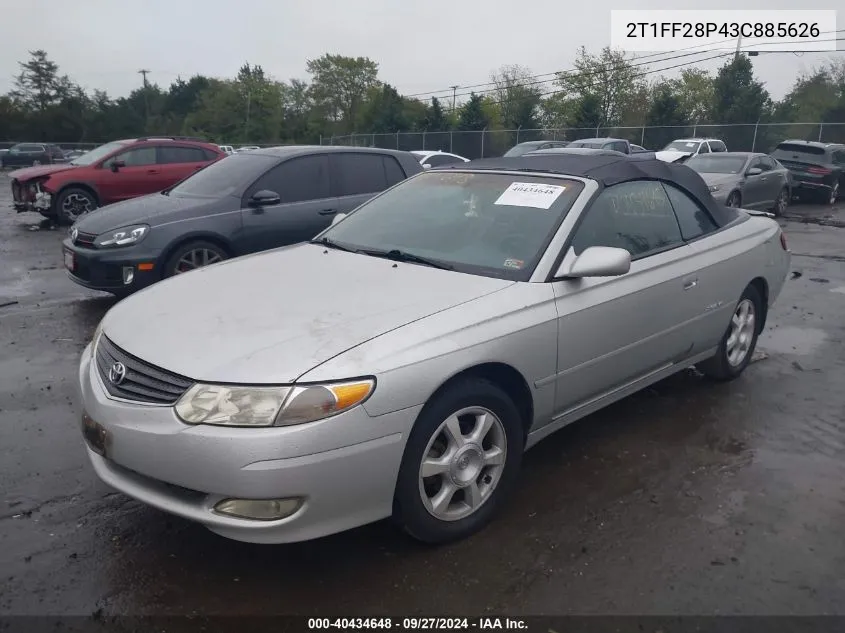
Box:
77, 154, 790, 544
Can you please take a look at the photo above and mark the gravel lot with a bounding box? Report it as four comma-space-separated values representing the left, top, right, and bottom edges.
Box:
2, 173, 845, 618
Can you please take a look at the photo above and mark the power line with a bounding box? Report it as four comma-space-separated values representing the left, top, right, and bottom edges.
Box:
405, 29, 845, 102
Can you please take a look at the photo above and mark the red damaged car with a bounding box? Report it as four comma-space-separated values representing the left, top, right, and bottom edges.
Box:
10, 136, 225, 225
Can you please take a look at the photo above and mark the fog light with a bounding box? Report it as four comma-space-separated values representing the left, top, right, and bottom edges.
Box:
122, 266, 134, 285
213, 498, 302, 521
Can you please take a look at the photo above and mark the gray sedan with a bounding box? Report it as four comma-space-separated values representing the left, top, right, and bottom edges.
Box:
685, 152, 791, 214
77, 154, 790, 545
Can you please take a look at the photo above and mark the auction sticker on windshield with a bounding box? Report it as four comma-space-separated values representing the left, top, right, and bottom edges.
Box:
495, 182, 565, 209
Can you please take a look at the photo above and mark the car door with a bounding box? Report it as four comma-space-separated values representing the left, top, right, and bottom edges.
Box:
743, 157, 771, 208
98, 146, 160, 202
238, 153, 335, 253
758, 156, 784, 202
329, 152, 393, 214
660, 183, 726, 353
550, 180, 699, 416
157, 145, 211, 188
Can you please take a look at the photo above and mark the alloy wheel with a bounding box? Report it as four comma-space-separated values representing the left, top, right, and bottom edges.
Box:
62, 193, 94, 221
174, 248, 224, 273
777, 189, 789, 215
830, 182, 840, 205
418, 406, 507, 522
726, 298, 756, 367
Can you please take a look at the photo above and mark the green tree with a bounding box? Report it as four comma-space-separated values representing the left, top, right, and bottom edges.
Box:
491, 65, 542, 130
10, 50, 68, 112
556, 47, 645, 127
570, 93, 602, 134
359, 83, 407, 133
306, 54, 379, 133
667, 68, 714, 123
424, 97, 449, 131
457, 93, 489, 131
712, 56, 771, 150
645, 85, 688, 148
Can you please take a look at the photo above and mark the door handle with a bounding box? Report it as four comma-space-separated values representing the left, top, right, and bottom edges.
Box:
683, 278, 698, 290
146, 169, 160, 174
318, 208, 338, 215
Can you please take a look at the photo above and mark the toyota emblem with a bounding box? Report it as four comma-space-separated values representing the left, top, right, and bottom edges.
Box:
108, 362, 126, 385
70, 227, 78, 242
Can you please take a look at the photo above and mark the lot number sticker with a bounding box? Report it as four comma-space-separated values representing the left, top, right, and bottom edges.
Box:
495, 182, 565, 209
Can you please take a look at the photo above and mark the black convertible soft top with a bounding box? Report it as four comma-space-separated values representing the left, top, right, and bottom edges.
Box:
439, 155, 742, 228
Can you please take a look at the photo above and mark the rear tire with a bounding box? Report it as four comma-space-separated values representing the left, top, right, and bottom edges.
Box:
772, 187, 789, 216
822, 181, 840, 205
163, 240, 228, 278
698, 284, 763, 382
393, 377, 524, 544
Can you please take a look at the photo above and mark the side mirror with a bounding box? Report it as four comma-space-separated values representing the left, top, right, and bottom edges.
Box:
746, 167, 762, 176
422, 163, 432, 169
110, 159, 125, 172
249, 189, 281, 207
556, 246, 631, 279
331, 212, 347, 226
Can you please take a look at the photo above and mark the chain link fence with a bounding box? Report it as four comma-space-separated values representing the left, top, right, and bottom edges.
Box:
325, 123, 845, 159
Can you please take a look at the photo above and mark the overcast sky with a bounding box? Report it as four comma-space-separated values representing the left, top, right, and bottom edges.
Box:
0, 0, 841, 106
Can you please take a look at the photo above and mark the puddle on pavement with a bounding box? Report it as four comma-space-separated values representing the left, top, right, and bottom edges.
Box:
758, 326, 827, 356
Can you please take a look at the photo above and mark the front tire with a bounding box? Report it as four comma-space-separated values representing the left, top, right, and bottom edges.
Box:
393, 378, 524, 544
698, 284, 763, 382
772, 187, 789, 216
163, 240, 228, 278
726, 191, 741, 208
55, 187, 99, 225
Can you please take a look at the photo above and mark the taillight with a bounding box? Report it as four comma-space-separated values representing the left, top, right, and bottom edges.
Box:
779, 231, 788, 251
807, 166, 831, 175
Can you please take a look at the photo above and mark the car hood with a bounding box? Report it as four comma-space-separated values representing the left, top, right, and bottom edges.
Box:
655, 150, 692, 163
698, 173, 740, 189
101, 243, 513, 384
8, 163, 76, 181
74, 193, 227, 233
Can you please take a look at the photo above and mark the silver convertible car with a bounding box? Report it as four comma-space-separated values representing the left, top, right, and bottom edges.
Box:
77, 154, 791, 544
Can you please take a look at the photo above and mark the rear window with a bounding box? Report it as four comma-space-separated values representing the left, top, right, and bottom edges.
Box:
772, 143, 827, 157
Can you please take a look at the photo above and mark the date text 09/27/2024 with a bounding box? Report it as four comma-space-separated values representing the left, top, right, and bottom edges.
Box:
307, 618, 528, 630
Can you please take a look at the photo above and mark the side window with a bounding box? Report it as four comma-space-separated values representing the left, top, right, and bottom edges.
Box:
832, 150, 845, 166
759, 157, 776, 171
383, 156, 406, 186
247, 154, 330, 204
612, 141, 628, 153
662, 183, 718, 241
711, 141, 727, 152
107, 146, 157, 167
202, 149, 219, 161
553, 142, 568, 148
538, 143, 553, 150
570, 181, 683, 259
428, 154, 463, 167
331, 153, 389, 197
158, 146, 209, 164
748, 157, 768, 173
698, 143, 710, 154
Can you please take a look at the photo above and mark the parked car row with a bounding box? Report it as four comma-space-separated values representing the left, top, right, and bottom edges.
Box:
71, 147, 791, 545
1, 143, 66, 168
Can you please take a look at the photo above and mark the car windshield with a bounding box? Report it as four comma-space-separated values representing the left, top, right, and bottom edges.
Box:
320, 171, 585, 281
685, 155, 747, 174
70, 141, 130, 166
771, 144, 828, 162
663, 141, 700, 152
167, 153, 277, 198
503, 144, 541, 157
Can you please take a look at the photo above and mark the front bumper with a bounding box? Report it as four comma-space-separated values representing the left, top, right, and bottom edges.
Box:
62, 238, 160, 293
77, 342, 418, 543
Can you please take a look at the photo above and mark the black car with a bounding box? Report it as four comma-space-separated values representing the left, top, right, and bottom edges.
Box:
62, 146, 423, 296
1, 143, 65, 168
502, 140, 569, 157
770, 140, 845, 205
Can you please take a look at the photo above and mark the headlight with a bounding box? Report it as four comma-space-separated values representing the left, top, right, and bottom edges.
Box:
174, 379, 375, 427
91, 321, 104, 349
94, 224, 149, 247
709, 184, 721, 192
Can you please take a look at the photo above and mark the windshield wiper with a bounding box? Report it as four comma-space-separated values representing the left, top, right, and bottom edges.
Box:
361, 248, 454, 270
312, 236, 357, 253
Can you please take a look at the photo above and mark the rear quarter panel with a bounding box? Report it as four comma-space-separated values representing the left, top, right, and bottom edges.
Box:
686, 215, 789, 348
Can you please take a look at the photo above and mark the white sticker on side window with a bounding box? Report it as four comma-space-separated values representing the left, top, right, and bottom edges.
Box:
494, 182, 565, 209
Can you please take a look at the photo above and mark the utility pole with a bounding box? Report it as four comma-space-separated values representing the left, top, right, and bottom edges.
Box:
138, 69, 150, 131
734, 35, 742, 60
450, 85, 459, 112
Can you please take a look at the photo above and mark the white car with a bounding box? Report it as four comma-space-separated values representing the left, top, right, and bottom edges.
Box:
656, 138, 728, 164
217, 145, 235, 155
236, 146, 261, 153
410, 150, 470, 169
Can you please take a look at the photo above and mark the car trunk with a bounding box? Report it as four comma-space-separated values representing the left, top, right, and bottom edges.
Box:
771, 145, 832, 186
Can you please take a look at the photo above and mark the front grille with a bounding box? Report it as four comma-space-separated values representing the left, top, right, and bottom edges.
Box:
96, 335, 194, 405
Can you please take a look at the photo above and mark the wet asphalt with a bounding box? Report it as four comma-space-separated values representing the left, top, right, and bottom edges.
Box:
1, 173, 844, 618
